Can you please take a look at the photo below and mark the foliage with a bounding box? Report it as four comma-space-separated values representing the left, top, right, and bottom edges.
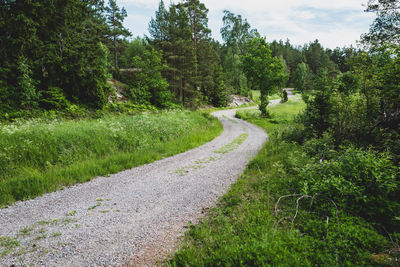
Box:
221, 10, 257, 54
241, 37, 286, 117
16, 55, 40, 110
300, 90, 333, 138
39, 86, 70, 110
0, 0, 112, 109
292, 62, 309, 92
124, 48, 172, 108
148, 0, 226, 108
298, 146, 400, 230
269, 39, 304, 86
105, 0, 131, 69
362, 0, 400, 46
281, 89, 288, 103
169, 98, 395, 266
119, 37, 148, 68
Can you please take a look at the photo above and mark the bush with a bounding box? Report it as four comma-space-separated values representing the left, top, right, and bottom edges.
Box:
280, 123, 307, 144
298, 146, 400, 230
39, 86, 70, 110
281, 89, 288, 103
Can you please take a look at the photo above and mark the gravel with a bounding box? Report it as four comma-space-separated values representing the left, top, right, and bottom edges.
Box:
0, 105, 271, 266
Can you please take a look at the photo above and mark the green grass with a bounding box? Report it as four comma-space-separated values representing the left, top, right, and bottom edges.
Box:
167, 97, 393, 266
0, 111, 222, 207
236, 95, 305, 131
213, 134, 248, 154
0, 236, 20, 258
251, 90, 282, 104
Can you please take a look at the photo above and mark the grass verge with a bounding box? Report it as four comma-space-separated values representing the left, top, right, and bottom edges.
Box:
0, 111, 222, 207
167, 97, 396, 266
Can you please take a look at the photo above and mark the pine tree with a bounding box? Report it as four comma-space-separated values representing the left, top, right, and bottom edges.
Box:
105, 0, 131, 69
0, 0, 111, 109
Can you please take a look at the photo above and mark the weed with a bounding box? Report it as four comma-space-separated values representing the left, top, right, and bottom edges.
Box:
34, 234, 47, 241
66, 210, 76, 216
0, 236, 20, 258
18, 226, 33, 236
213, 134, 248, 154
194, 156, 219, 165
37, 220, 51, 226
51, 232, 61, 237
88, 202, 101, 210
61, 217, 74, 225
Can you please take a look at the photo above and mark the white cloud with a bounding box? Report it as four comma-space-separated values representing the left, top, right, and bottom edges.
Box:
117, 0, 376, 48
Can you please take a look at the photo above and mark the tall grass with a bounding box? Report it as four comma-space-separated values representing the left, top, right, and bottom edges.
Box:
0, 111, 222, 207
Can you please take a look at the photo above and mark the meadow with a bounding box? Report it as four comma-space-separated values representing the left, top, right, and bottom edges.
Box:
0, 111, 222, 207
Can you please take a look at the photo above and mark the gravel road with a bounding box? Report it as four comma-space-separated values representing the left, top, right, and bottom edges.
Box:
0, 102, 275, 266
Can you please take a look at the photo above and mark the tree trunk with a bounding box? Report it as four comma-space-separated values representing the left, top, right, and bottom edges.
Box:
113, 35, 118, 69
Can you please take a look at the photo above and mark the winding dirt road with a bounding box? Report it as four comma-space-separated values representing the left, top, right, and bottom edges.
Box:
0, 102, 275, 266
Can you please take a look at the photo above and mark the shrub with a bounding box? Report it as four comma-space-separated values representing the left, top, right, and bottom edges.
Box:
298, 146, 400, 230
39, 86, 70, 110
281, 89, 288, 103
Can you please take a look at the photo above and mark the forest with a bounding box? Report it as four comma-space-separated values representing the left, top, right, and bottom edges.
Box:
0, 0, 399, 265
1, 0, 386, 118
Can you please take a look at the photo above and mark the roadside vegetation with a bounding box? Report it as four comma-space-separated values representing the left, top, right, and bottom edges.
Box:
0, 111, 222, 207
168, 95, 399, 266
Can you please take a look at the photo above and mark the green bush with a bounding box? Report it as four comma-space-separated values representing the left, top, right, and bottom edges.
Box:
298, 146, 400, 230
39, 86, 70, 110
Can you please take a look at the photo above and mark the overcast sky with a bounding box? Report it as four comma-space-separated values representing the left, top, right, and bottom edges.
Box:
116, 0, 376, 49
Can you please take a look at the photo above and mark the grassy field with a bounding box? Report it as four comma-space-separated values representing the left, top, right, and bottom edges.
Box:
167, 97, 394, 266
0, 111, 222, 207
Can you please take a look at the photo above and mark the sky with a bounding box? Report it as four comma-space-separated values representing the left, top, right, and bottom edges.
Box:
116, 0, 377, 49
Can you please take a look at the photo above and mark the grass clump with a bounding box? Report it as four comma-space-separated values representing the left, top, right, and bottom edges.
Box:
168, 97, 397, 266
214, 134, 248, 154
0, 111, 222, 207
0, 236, 20, 258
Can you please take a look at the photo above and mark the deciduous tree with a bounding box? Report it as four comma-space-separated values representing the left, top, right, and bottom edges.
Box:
242, 37, 286, 117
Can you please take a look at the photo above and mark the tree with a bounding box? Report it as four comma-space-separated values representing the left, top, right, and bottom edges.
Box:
148, 0, 170, 44
128, 48, 172, 108
220, 11, 258, 96
149, 0, 223, 107
0, 0, 111, 109
119, 37, 147, 68
242, 37, 286, 117
16, 55, 40, 109
183, 0, 210, 62
362, 0, 400, 46
270, 39, 304, 85
222, 45, 248, 95
293, 62, 309, 92
105, 0, 131, 69
221, 10, 257, 53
